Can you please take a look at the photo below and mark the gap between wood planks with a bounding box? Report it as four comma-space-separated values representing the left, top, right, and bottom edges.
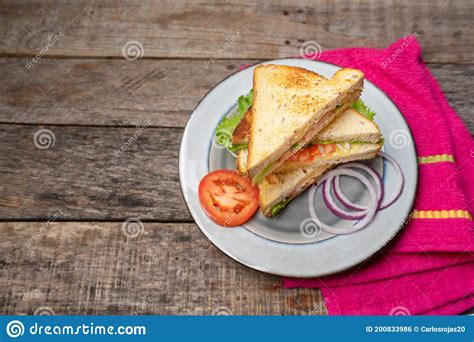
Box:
0, 54, 472, 65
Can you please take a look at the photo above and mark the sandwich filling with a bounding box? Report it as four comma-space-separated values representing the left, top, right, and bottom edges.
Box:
278, 141, 383, 173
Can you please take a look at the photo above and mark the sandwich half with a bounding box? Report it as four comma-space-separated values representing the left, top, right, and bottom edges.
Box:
235, 107, 382, 175
233, 107, 382, 217
247, 65, 364, 183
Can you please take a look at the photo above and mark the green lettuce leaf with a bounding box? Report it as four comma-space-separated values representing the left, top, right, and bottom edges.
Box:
352, 99, 376, 121
271, 198, 291, 216
215, 90, 253, 152
237, 89, 253, 116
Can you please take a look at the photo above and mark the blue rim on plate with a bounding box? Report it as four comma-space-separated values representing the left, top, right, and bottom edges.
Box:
179, 58, 418, 277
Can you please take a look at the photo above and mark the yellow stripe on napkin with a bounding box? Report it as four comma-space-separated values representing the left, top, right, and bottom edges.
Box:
412, 210, 472, 220
418, 154, 455, 164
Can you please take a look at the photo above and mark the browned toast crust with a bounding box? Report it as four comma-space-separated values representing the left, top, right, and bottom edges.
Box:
231, 109, 252, 145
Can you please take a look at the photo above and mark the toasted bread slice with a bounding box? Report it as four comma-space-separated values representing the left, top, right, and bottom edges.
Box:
232, 70, 328, 149
231, 109, 252, 146
316, 108, 381, 143
248, 65, 364, 183
236, 149, 248, 176
259, 143, 381, 216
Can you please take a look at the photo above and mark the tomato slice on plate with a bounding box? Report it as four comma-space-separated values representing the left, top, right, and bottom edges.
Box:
198, 170, 259, 227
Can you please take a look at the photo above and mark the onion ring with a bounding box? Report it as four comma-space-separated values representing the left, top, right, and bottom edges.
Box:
308, 169, 378, 235
332, 154, 403, 212
378, 152, 405, 210
332, 162, 384, 212
322, 180, 367, 220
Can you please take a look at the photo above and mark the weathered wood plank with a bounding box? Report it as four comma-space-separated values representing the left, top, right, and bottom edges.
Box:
0, 0, 472, 63
0, 58, 473, 132
0, 125, 189, 220
0, 58, 245, 127
0, 221, 326, 315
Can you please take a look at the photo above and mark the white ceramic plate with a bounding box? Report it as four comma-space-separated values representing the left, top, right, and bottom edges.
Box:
179, 58, 417, 277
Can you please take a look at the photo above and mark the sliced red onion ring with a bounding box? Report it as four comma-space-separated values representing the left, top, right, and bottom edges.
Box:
322, 180, 367, 220
330, 162, 384, 216
308, 169, 378, 235
378, 152, 405, 210
332, 153, 404, 211
333, 176, 366, 211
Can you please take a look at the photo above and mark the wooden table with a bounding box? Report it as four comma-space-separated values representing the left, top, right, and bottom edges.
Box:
1, 0, 472, 315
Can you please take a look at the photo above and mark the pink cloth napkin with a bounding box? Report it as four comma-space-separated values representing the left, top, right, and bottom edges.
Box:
283, 36, 474, 315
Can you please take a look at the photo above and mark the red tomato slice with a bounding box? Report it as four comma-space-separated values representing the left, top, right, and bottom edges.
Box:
323, 144, 336, 154
198, 170, 259, 227
288, 143, 338, 163
307, 145, 322, 157
289, 145, 320, 163
297, 148, 311, 162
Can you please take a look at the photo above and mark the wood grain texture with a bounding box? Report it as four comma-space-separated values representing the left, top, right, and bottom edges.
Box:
0, 58, 246, 127
0, 125, 189, 221
0, 58, 473, 132
0, 0, 472, 317
0, 221, 326, 315
0, 0, 472, 63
